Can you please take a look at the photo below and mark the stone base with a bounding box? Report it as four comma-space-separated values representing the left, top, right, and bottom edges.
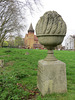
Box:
37, 60, 67, 96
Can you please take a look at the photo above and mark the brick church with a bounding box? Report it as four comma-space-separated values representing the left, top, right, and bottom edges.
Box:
24, 23, 43, 49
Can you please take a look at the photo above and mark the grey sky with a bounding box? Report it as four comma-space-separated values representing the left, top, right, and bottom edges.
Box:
21, 0, 75, 45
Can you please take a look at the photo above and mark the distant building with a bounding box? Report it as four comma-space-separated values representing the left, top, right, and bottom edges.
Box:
65, 35, 75, 50
55, 44, 65, 50
24, 23, 44, 49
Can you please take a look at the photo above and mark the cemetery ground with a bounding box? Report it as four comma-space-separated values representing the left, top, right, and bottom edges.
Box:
0, 48, 75, 100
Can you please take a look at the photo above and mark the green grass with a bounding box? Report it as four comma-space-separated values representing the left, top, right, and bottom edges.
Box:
0, 48, 75, 100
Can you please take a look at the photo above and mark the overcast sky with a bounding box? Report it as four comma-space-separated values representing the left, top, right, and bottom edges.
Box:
22, 0, 75, 45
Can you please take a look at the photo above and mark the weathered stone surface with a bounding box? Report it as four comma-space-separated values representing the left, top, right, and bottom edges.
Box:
37, 60, 67, 96
0, 59, 4, 67
36, 11, 67, 50
36, 11, 67, 95
36, 11, 67, 36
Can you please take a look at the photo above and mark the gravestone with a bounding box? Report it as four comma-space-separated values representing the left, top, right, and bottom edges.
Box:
36, 11, 67, 96
0, 59, 4, 67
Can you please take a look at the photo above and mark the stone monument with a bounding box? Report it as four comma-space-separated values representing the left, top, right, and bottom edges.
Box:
0, 59, 4, 67
36, 11, 67, 96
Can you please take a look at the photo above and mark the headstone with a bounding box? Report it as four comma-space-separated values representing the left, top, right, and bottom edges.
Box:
25, 52, 29, 55
0, 59, 4, 67
36, 11, 67, 96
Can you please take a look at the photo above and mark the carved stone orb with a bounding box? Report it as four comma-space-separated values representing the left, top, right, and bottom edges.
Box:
36, 11, 67, 60
36, 11, 67, 50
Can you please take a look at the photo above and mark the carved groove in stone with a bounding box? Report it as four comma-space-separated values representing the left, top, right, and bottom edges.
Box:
36, 11, 67, 36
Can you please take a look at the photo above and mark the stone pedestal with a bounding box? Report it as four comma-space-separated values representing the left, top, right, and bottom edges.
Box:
37, 60, 67, 96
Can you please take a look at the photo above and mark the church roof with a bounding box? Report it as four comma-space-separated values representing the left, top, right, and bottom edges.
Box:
34, 35, 38, 41
28, 23, 34, 32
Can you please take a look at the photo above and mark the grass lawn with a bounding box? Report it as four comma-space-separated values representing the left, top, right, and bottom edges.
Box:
0, 48, 75, 100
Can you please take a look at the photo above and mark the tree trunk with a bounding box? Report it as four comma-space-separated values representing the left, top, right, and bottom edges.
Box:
0, 38, 5, 47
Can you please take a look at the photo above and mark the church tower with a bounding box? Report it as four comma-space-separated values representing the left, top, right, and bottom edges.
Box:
27, 23, 34, 49
25, 23, 43, 49
28, 23, 34, 33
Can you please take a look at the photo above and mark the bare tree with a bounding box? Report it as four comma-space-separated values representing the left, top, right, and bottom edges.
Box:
0, 0, 41, 47
14, 35, 24, 48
